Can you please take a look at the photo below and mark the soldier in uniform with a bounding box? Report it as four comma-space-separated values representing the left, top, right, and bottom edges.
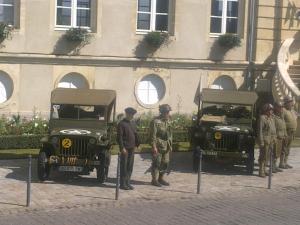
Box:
149, 104, 173, 187
117, 107, 140, 190
257, 103, 276, 177
281, 96, 298, 169
273, 102, 286, 173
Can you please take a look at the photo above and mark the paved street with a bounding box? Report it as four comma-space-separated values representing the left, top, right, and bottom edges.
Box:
0, 148, 299, 224
0, 183, 300, 225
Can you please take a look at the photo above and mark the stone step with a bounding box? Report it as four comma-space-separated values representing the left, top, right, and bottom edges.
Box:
288, 68, 300, 74
289, 73, 300, 78
292, 60, 300, 65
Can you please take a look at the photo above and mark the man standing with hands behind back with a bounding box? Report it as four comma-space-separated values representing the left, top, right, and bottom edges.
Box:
281, 96, 298, 169
117, 107, 139, 190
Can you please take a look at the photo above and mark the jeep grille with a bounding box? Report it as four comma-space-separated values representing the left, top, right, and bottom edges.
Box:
59, 136, 89, 157
214, 132, 239, 151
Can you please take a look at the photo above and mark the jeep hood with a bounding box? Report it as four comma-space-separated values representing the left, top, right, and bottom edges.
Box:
50, 127, 107, 137
213, 125, 253, 133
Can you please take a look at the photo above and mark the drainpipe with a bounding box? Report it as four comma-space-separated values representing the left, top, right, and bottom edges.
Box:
247, 0, 257, 91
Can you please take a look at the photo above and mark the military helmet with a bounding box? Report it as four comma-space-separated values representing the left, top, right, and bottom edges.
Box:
261, 103, 273, 113
159, 104, 172, 114
283, 96, 293, 104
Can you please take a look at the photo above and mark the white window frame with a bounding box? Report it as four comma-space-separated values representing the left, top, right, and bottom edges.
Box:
55, 0, 91, 30
0, 0, 14, 25
210, 0, 239, 36
136, 0, 169, 33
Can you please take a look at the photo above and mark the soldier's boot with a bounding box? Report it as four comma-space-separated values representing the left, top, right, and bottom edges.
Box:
272, 159, 277, 173
158, 174, 170, 186
279, 154, 286, 169
284, 156, 293, 169
126, 180, 134, 190
151, 171, 162, 187
258, 162, 266, 178
120, 180, 130, 190
272, 159, 283, 173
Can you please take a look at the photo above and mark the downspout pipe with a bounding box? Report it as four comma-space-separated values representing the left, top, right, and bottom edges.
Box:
247, 0, 257, 90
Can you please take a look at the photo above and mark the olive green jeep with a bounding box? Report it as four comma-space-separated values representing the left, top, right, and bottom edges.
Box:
191, 88, 258, 174
38, 88, 116, 183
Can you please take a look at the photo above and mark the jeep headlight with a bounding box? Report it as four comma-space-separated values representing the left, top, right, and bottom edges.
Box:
214, 132, 222, 140
89, 138, 96, 145
51, 137, 59, 145
194, 132, 201, 138
239, 134, 246, 140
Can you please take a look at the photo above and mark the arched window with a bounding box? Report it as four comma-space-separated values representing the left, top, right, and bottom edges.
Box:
136, 74, 165, 105
0, 71, 13, 103
58, 72, 89, 89
211, 75, 237, 90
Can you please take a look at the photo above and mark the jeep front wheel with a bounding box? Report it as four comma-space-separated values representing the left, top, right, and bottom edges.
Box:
37, 152, 50, 181
246, 149, 254, 175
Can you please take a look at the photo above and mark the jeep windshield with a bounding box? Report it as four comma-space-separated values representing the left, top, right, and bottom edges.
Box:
201, 103, 252, 125
51, 104, 106, 121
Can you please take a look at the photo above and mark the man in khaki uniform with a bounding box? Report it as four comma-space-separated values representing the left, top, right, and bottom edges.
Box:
149, 104, 173, 187
273, 102, 286, 173
281, 96, 297, 169
258, 103, 276, 177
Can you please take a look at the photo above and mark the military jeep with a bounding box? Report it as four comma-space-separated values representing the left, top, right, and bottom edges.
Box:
191, 88, 258, 174
38, 88, 116, 183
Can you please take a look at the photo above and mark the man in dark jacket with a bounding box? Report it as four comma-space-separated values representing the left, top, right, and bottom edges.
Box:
117, 107, 139, 190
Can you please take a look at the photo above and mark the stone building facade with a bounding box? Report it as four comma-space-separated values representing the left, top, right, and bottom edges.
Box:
0, 0, 299, 117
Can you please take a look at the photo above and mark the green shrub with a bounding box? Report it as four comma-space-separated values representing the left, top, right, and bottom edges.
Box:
0, 23, 13, 42
0, 135, 44, 149
64, 27, 91, 42
144, 31, 169, 48
218, 33, 241, 48
0, 114, 48, 136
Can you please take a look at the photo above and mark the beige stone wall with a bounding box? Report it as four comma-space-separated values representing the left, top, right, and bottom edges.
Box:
0, 0, 258, 116
255, 0, 300, 62
1, 0, 249, 61
0, 63, 246, 116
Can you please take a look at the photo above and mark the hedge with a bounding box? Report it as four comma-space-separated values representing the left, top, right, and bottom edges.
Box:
0, 130, 190, 150
0, 135, 44, 149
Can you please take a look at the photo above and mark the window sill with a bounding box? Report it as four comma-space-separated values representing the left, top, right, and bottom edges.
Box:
136, 30, 169, 35
209, 33, 241, 38
54, 26, 92, 32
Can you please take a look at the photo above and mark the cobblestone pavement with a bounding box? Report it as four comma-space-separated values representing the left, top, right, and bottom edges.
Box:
0, 183, 300, 225
0, 148, 299, 224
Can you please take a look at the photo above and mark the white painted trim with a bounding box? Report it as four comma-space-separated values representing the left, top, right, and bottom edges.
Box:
55, 0, 91, 29
210, 0, 239, 35
136, 0, 169, 32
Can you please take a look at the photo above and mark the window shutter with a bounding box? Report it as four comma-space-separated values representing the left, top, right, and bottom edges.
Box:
14, 0, 21, 28
168, 0, 176, 35
90, 0, 98, 32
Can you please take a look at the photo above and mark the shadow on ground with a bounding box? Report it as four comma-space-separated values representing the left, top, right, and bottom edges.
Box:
2, 152, 258, 187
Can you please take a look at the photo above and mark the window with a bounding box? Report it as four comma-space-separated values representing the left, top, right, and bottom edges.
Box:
0, 0, 14, 25
58, 73, 89, 89
211, 75, 237, 90
136, 74, 165, 106
137, 0, 169, 32
56, 0, 91, 28
210, 0, 239, 34
0, 71, 13, 103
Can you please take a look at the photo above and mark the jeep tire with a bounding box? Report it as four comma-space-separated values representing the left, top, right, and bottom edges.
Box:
246, 149, 255, 175
96, 165, 107, 183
